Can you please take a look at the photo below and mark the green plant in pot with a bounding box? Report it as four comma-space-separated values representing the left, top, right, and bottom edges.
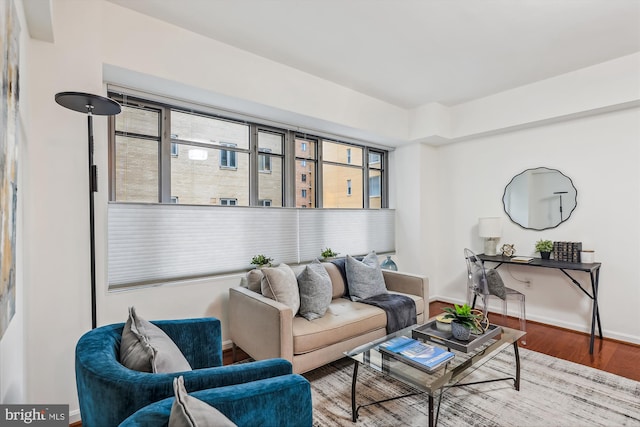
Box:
442, 304, 483, 341
250, 254, 273, 268
320, 248, 339, 260
535, 239, 553, 260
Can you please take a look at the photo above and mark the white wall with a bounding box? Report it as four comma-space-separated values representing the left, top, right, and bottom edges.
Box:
431, 107, 640, 343
9, 0, 640, 423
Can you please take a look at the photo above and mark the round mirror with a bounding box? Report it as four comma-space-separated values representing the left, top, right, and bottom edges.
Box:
503, 167, 577, 231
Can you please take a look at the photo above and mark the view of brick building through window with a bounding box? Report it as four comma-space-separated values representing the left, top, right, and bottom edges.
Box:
112, 97, 383, 208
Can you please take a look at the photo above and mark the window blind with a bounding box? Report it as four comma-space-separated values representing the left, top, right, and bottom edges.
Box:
108, 203, 395, 289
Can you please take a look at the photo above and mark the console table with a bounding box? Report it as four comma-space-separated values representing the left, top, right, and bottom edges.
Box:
478, 254, 602, 354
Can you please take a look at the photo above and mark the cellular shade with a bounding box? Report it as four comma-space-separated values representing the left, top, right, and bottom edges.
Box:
108, 203, 395, 288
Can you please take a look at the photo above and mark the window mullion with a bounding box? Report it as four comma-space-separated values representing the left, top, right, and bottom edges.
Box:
249, 125, 258, 206
159, 107, 172, 203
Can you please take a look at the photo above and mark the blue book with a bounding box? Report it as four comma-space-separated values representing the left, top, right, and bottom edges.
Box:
379, 336, 455, 372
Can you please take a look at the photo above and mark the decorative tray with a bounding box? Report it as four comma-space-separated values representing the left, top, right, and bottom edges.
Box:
412, 320, 502, 353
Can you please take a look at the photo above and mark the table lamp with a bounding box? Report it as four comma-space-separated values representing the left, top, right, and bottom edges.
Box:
479, 217, 502, 256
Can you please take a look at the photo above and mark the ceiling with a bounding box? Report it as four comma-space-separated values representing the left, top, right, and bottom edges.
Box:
102, 0, 640, 109
24, 1, 638, 109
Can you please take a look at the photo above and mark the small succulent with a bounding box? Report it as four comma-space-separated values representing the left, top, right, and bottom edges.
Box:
442, 304, 483, 330
535, 239, 553, 253
320, 248, 339, 259
250, 254, 273, 267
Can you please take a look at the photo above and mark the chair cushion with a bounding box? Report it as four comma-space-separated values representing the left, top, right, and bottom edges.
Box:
120, 307, 192, 373
297, 259, 333, 320
292, 299, 386, 354
261, 264, 300, 315
346, 252, 388, 301
169, 376, 237, 427
486, 269, 507, 299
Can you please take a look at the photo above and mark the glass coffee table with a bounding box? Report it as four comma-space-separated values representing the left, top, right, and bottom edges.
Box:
344, 319, 526, 427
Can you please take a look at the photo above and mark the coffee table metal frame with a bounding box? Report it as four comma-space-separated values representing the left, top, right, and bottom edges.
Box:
344, 321, 526, 427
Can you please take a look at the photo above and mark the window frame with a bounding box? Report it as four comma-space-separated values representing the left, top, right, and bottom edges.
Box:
108, 91, 388, 209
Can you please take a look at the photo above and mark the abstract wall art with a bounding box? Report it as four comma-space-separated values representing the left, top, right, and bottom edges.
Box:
0, 0, 20, 339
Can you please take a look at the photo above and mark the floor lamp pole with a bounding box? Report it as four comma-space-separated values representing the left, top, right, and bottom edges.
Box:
55, 92, 121, 329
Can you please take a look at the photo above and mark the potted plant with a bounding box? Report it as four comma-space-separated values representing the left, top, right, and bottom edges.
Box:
535, 239, 553, 260
442, 304, 483, 341
320, 248, 339, 260
250, 254, 273, 268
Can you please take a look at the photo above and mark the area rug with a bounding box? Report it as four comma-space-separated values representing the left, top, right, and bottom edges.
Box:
304, 347, 640, 426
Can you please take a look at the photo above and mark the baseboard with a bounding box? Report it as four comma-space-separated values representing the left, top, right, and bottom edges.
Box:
429, 295, 640, 346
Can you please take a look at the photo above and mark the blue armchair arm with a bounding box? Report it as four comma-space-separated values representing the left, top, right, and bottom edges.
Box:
76, 317, 293, 427
119, 374, 313, 427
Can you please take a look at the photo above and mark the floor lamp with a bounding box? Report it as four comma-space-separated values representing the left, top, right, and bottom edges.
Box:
55, 92, 121, 329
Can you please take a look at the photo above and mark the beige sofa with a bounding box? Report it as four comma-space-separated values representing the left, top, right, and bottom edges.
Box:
229, 262, 428, 374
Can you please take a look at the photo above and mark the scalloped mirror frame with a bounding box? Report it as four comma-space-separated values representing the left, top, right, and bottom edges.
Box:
503, 167, 577, 231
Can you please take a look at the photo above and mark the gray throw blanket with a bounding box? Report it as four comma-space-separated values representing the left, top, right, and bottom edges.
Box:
361, 293, 417, 334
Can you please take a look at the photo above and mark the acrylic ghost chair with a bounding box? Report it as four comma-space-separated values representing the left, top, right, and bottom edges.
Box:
465, 248, 526, 344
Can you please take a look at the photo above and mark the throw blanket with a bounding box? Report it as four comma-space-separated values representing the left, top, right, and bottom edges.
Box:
361, 293, 417, 334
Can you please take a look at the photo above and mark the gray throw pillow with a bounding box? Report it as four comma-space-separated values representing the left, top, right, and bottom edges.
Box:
169, 376, 237, 427
261, 264, 301, 315
297, 259, 333, 320
119, 307, 192, 373
345, 252, 388, 301
244, 269, 264, 293
486, 269, 507, 299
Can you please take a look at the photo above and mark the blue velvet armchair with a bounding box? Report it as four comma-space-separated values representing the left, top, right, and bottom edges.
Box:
75, 317, 311, 427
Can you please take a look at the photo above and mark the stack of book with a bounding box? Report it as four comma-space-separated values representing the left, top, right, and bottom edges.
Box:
378, 336, 454, 373
553, 241, 582, 262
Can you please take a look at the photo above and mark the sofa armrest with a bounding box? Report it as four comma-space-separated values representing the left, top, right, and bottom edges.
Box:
382, 270, 428, 299
229, 287, 294, 363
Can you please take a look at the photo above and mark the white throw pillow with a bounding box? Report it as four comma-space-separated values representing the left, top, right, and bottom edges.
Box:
261, 263, 301, 315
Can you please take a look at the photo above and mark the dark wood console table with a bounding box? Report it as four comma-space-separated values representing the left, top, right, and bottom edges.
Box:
478, 254, 602, 354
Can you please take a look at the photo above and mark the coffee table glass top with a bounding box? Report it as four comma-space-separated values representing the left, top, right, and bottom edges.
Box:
345, 318, 526, 395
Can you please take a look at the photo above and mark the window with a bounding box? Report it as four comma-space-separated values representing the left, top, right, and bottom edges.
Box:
295, 135, 317, 208
109, 92, 387, 209
220, 143, 238, 169
220, 198, 237, 206
322, 140, 363, 208
259, 153, 271, 172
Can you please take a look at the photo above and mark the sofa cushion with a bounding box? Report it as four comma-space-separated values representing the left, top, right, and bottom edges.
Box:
119, 307, 192, 373
297, 259, 333, 320
346, 252, 388, 301
169, 376, 237, 427
322, 262, 347, 298
292, 299, 386, 355
261, 264, 300, 315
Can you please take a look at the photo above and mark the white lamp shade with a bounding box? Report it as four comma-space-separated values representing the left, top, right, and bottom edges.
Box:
479, 217, 502, 238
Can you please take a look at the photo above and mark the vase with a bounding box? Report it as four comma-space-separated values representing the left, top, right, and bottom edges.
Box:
540, 251, 551, 260
451, 321, 471, 341
380, 255, 398, 271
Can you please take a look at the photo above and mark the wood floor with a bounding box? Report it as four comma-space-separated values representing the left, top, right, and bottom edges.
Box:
429, 301, 640, 382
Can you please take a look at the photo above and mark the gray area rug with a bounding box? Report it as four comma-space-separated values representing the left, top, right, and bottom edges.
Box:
304, 347, 640, 426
